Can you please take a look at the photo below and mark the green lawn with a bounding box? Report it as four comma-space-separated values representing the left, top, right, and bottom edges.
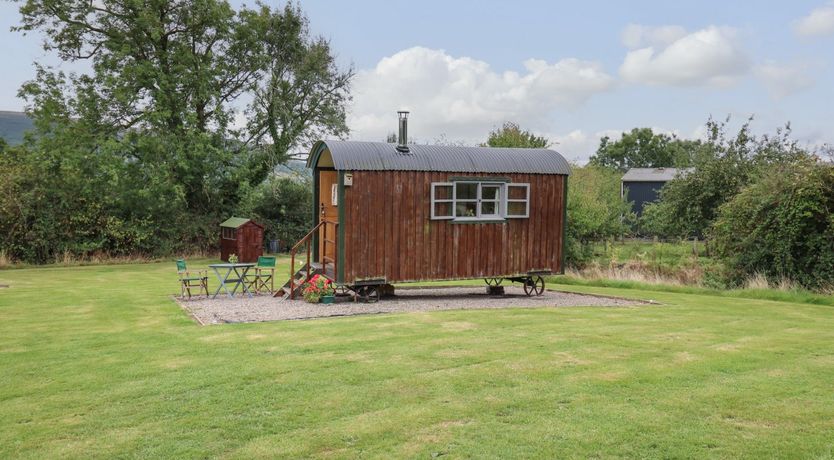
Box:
2, 260, 834, 458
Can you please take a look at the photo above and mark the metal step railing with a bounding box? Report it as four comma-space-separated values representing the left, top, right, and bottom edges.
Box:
286, 220, 338, 299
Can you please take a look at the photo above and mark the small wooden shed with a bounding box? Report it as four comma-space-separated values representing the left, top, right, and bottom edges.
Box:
283, 112, 571, 300
219, 217, 264, 263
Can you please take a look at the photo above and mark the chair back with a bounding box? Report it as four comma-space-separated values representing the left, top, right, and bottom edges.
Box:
176, 259, 187, 273
257, 256, 276, 268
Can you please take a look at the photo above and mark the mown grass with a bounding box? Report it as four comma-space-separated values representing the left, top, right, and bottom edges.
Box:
2, 259, 834, 458
553, 274, 834, 307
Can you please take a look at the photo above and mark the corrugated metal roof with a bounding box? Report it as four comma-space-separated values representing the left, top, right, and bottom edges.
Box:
308, 140, 571, 175
621, 167, 693, 182
219, 217, 250, 228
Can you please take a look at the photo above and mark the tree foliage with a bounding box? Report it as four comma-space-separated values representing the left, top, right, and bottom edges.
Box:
237, 175, 313, 251
639, 118, 810, 238
589, 127, 700, 171
710, 160, 834, 289
2, 0, 350, 263
15, 0, 256, 133
484, 122, 549, 148
242, 4, 352, 166
565, 166, 635, 266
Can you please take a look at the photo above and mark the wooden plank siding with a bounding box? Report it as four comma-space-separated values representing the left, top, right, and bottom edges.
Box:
340, 171, 566, 284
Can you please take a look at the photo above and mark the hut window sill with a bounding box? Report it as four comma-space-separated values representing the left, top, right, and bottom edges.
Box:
451, 218, 507, 224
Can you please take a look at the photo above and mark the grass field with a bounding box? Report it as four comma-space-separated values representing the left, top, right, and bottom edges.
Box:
2, 259, 834, 458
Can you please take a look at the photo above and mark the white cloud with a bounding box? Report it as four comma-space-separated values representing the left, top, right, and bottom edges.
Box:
755, 61, 815, 99
548, 129, 596, 163
619, 26, 750, 87
547, 129, 621, 164
348, 47, 614, 142
794, 3, 834, 37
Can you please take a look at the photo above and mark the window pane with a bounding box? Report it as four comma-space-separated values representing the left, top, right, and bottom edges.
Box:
433, 202, 453, 217
482, 185, 500, 200
507, 202, 527, 216
455, 202, 477, 217
508, 185, 528, 200
456, 183, 478, 200
434, 185, 452, 200
481, 201, 498, 216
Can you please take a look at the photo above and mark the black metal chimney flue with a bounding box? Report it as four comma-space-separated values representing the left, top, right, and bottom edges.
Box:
396, 111, 410, 153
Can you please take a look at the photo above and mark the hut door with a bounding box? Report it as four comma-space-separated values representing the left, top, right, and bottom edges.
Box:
318, 171, 338, 272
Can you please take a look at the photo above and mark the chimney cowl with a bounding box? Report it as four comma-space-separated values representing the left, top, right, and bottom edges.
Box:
396, 111, 410, 153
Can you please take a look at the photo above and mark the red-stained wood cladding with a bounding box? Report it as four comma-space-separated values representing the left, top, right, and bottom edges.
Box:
340, 171, 565, 284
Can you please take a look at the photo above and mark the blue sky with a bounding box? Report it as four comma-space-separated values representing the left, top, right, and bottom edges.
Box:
2, 0, 833, 161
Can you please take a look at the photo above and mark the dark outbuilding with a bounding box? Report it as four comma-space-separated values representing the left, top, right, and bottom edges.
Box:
621, 168, 691, 215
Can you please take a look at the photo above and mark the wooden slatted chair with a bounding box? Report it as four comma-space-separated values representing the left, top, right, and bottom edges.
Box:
176, 259, 208, 299
248, 256, 276, 294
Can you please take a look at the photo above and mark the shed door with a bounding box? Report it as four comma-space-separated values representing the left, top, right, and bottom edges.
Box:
318, 170, 338, 276
246, 225, 262, 262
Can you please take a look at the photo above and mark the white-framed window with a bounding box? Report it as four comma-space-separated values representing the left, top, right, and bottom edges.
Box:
430, 181, 530, 221
480, 184, 502, 218
505, 183, 530, 218
431, 183, 454, 219
454, 182, 479, 218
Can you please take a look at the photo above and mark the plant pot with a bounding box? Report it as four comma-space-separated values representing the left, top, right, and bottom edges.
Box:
321, 295, 336, 304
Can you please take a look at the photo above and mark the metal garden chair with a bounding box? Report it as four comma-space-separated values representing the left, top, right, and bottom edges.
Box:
176, 259, 208, 298
247, 256, 276, 294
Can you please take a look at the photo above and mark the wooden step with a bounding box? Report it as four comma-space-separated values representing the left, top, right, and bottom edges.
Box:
275, 264, 325, 300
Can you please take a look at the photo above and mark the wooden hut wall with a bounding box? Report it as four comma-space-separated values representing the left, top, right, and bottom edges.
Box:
341, 171, 565, 283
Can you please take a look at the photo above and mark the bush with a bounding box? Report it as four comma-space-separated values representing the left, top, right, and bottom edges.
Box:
237, 175, 313, 251
710, 160, 834, 289
566, 166, 635, 266
643, 118, 810, 238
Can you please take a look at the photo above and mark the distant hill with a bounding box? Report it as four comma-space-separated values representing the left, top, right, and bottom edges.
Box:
0, 111, 33, 145
275, 159, 311, 178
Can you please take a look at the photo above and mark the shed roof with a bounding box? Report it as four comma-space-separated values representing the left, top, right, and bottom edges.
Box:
308, 140, 571, 175
621, 167, 693, 182
220, 217, 250, 228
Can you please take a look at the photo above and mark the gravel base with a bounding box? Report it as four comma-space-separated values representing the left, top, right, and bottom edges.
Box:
177, 286, 650, 325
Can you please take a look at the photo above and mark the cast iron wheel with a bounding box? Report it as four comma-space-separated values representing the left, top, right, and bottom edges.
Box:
484, 278, 503, 286
523, 276, 545, 296
357, 285, 380, 303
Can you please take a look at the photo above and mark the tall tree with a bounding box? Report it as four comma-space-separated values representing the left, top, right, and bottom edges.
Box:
15, 0, 260, 133
242, 3, 353, 168
483, 122, 549, 148
4, 0, 354, 263
589, 127, 700, 171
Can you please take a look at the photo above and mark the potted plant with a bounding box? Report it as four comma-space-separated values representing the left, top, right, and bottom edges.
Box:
319, 278, 336, 304
228, 253, 239, 264
302, 274, 336, 304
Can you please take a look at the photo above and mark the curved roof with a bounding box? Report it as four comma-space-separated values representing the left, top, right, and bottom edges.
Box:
621, 167, 693, 182
308, 140, 571, 175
